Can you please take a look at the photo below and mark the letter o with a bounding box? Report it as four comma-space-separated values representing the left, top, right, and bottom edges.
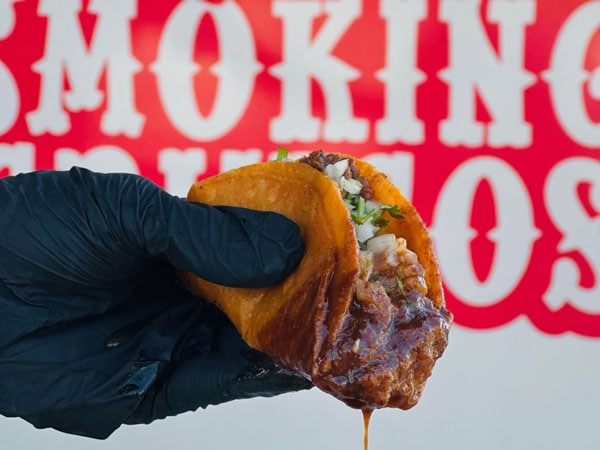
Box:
430, 156, 540, 306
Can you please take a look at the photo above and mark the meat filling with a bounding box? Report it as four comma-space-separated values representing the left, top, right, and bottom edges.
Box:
299, 150, 452, 410
299, 150, 373, 200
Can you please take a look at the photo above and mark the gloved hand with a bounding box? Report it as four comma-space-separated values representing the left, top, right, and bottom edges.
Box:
0, 167, 311, 439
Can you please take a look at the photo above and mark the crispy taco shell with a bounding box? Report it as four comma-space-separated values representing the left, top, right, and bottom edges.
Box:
179, 156, 450, 410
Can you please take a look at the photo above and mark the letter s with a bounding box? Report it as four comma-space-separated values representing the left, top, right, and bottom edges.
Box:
544, 157, 600, 315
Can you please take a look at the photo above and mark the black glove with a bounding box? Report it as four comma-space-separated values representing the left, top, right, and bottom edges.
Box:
0, 167, 311, 439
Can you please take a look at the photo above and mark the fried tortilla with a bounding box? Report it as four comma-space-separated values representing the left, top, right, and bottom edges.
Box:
179, 151, 452, 411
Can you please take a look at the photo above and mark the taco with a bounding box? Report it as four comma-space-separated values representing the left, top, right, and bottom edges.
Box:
179, 150, 452, 411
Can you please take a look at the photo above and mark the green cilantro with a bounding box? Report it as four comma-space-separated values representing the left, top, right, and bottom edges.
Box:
350, 196, 379, 225
276, 147, 289, 161
346, 195, 404, 227
380, 204, 404, 218
345, 194, 360, 207
373, 215, 390, 228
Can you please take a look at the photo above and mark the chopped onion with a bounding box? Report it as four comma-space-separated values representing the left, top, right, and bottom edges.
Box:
341, 177, 363, 195
355, 221, 377, 243
366, 233, 396, 253
324, 159, 349, 180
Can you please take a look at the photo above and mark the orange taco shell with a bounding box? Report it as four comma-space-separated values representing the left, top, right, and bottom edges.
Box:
179, 154, 451, 411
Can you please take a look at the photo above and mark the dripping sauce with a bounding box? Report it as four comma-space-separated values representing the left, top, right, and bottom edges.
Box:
362, 408, 373, 450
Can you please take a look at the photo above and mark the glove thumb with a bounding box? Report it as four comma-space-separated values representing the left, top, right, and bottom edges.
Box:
115, 174, 304, 287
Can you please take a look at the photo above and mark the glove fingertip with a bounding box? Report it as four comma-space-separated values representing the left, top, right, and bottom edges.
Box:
164, 203, 304, 288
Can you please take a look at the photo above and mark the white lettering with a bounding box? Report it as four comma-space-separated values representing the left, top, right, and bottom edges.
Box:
152, 0, 261, 140
26, 0, 143, 136
542, 2, 600, 147
270, 0, 368, 142
55, 146, 140, 173
544, 157, 600, 313
376, 0, 426, 145
0, 0, 20, 135
439, 0, 535, 147
430, 156, 540, 305
0, 142, 34, 174
158, 148, 206, 197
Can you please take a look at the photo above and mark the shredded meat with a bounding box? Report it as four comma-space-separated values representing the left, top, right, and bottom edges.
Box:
368, 237, 428, 298
299, 150, 373, 200
299, 150, 451, 410
298, 149, 338, 171
319, 238, 451, 409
